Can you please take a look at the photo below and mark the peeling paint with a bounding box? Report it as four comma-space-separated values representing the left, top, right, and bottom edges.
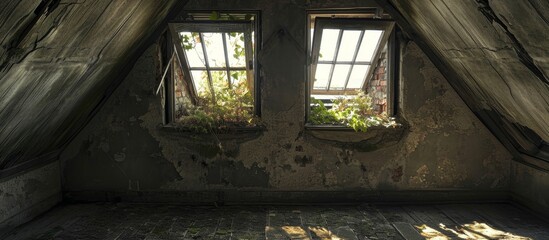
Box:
60, 1, 512, 195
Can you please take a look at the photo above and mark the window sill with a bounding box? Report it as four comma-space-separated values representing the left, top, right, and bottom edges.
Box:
304, 123, 406, 144
158, 124, 265, 140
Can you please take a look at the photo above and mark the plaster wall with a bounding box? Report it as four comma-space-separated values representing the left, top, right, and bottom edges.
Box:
0, 161, 61, 234
511, 162, 549, 215
60, 0, 512, 201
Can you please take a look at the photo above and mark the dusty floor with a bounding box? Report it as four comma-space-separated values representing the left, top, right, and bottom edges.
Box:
3, 202, 548, 239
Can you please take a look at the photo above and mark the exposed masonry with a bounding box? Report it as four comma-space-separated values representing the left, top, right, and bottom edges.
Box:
60, 0, 512, 194
367, 48, 388, 113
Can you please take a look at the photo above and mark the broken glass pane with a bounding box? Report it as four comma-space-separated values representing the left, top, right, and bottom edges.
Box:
180, 32, 206, 68
191, 70, 208, 94
202, 33, 226, 68
230, 70, 247, 87
225, 32, 246, 68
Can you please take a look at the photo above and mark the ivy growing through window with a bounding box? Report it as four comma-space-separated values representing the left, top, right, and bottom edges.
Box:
168, 12, 259, 132
307, 13, 399, 131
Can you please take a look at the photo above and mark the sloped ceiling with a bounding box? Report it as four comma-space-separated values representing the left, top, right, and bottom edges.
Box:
1, 0, 547, 173
0, 0, 184, 170
377, 0, 549, 165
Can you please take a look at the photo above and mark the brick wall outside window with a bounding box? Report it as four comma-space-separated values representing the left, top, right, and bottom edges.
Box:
366, 47, 388, 114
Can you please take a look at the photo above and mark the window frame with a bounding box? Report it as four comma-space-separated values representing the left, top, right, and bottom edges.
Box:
164, 12, 261, 125
305, 10, 399, 125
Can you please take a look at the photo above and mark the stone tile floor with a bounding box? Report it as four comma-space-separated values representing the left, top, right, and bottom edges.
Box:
3, 202, 548, 239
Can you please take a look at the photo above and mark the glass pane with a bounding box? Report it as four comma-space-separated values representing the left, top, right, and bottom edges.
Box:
329, 64, 351, 90
226, 32, 246, 68
356, 30, 383, 62
229, 70, 247, 88
180, 32, 206, 68
202, 33, 226, 68
318, 29, 340, 61
191, 70, 209, 94
210, 71, 229, 92
313, 64, 332, 89
347, 65, 370, 89
336, 30, 362, 62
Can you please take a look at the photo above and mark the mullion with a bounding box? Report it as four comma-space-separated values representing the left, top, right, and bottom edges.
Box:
221, 33, 232, 89
343, 30, 365, 91
190, 67, 247, 71
326, 29, 344, 91
318, 61, 371, 65
198, 32, 216, 102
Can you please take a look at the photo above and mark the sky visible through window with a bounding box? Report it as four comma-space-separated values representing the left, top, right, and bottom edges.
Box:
179, 31, 248, 94
312, 28, 383, 94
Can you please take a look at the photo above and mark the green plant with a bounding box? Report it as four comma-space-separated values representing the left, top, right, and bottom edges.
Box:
175, 16, 259, 133
309, 98, 338, 125
309, 91, 398, 132
176, 70, 259, 132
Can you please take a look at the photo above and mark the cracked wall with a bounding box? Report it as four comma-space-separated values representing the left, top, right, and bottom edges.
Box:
0, 0, 181, 170
0, 161, 61, 233
60, 0, 512, 201
383, 0, 549, 213
385, 0, 549, 157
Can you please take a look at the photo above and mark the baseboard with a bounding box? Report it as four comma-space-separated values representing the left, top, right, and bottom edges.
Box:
64, 189, 510, 205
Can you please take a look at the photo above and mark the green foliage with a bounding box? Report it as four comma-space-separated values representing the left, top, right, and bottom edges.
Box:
309, 98, 338, 125
175, 12, 258, 133
176, 70, 258, 133
181, 32, 198, 50
309, 91, 399, 132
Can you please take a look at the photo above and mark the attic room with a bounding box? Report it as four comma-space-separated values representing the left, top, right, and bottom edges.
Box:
1, 0, 548, 239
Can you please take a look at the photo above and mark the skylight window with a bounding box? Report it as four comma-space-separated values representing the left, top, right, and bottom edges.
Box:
310, 18, 394, 95
165, 12, 260, 131
306, 12, 398, 131
171, 22, 253, 101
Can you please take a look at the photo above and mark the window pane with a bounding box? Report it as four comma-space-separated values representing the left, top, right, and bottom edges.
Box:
191, 70, 209, 94
230, 70, 247, 87
313, 64, 332, 89
202, 33, 226, 68
336, 30, 362, 62
329, 64, 351, 90
210, 71, 229, 92
318, 29, 340, 61
226, 32, 246, 68
347, 65, 370, 89
356, 30, 383, 62
180, 32, 206, 68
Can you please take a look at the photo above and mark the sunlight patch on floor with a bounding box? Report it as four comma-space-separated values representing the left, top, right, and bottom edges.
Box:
415, 222, 532, 240
281, 226, 309, 239
308, 226, 334, 239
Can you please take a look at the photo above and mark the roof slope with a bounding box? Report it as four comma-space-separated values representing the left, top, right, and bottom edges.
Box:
0, 0, 182, 170
378, 0, 549, 165
1, 0, 547, 172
